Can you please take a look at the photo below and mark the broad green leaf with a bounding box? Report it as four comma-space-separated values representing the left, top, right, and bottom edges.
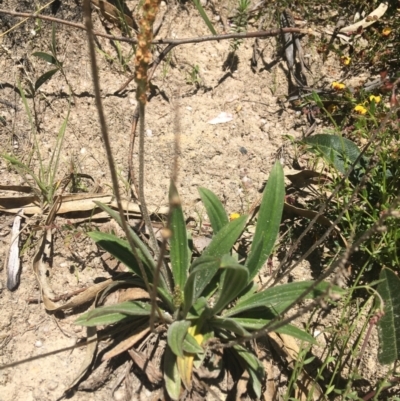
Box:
303, 134, 361, 174
88, 231, 148, 277
32, 51, 57, 64
198, 187, 229, 233
75, 301, 152, 326
210, 317, 250, 336
183, 256, 220, 316
170, 181, 190, 291
202, 215, 247, 258
164, 346, 181, 400
168, 321, 191, 358
210, 255, 249, 315
35, 68, 59, 91
377, 267, 400, 364
75, 311, 131, 327
85, 300, 151, 318
233, 345, 265, 399
91, 202, 176, 300
183, 332, 204, 354
224, 281, 343, 317
192, 0, 217, 35
246, 161, 284, 282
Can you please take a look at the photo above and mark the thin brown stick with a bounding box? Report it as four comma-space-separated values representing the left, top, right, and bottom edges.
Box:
0, 9, 311, 45
82, 0, 152, 298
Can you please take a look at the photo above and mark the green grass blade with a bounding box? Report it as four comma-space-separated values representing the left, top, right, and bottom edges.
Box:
198, 187, 229, 234
48, 99, 70, 195
169, 181, 190, 291
192, 0, 217, 35
246, 161, 284, 282
377, 267, 400, 364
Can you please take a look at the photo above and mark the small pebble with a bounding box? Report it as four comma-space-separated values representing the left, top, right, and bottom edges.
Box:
35, 340, 43, 348
239, 146, 247, 155
47, 380, 58, 391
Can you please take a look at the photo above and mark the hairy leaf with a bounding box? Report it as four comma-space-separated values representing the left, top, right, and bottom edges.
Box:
246, 161, 284, 282
303, 134, 361, 174
170, 181, 190, 291
198, 187, 229, 233
168, 321, 191, 358
377, 267, 400, 364
164, 346, 181, 400
183, 256, 220, 316
224, 281, 343, 317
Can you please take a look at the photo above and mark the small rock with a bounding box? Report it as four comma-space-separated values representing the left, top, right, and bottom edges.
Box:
35, 340, 43, 348
47, 380, 58, 391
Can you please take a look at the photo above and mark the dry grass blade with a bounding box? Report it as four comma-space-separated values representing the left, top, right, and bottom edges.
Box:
128, 348, 163, 384
102, 323, 151, 361
66, 326, 97, 392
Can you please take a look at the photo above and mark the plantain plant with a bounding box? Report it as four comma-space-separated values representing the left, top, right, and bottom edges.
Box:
75, 161, 341, 399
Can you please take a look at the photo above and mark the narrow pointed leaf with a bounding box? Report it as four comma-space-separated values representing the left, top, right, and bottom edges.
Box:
35, 68, 59, 91
88, 231, 148, 277
170, 182, 190, 290
32, 51, 57, 64
51, 23, 57, 56
75, 301, 152, 327
168, 321, 191, 358
224, 281, 343, 317
183, 256, 220, 316
203, 215, 247, 258
211, 255, 249, 315
193, 0, 217, 35
377, 267, 400, 364
246, 161, 284, 282
198, 187, 229, 233
164, 346, 181, 400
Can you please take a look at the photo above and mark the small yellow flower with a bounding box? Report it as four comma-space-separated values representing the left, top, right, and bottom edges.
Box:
341, 56, 351, 65
332, 81, 346, 90
369, 95, 381, 104
354, 104, 367, 115
382, 27, 392, 36
229, 212, 241, 221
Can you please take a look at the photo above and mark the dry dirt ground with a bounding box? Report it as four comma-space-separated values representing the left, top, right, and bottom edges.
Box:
0, 1, 385, 400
